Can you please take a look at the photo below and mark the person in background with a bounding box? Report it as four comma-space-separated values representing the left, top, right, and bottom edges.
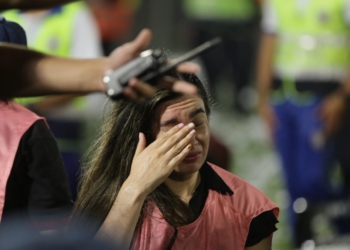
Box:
257, 0, 350, 246
70, 73, 279, 250
0, 17, 72, 233
181, 0, 261, 114
2, 0, 104, 200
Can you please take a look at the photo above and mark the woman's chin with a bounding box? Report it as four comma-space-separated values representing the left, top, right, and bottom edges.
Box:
172, 160, 205, 177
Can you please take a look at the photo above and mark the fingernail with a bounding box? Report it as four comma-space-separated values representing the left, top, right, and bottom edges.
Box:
188, 123, 195, 129
178, 123, 184, 128
190, 129, 195, 134
139, 132, 141, 139
186, 144, 192, 150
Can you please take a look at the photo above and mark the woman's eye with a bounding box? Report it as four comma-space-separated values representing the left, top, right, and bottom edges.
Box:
195, 122, 203, 127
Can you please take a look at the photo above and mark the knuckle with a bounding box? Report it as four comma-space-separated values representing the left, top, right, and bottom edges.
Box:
153, 151, 162, 159
172, 143, 183, 155
168, 135, 179, 145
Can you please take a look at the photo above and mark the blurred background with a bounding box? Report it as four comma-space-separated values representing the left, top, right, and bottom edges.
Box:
3, 0, 350, 249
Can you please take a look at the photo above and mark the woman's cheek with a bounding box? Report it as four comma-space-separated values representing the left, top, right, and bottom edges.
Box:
198, 125, 210, 137
196, 127, 210, 143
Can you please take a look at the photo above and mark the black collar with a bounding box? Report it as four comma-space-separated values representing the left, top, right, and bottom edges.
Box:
199, 162, 234, 195
189, 162, 234, 219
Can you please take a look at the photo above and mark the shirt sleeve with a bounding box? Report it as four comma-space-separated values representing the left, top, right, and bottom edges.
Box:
261, 1, 278, 34
70, 7, 103, 59
245, 210, 279, 247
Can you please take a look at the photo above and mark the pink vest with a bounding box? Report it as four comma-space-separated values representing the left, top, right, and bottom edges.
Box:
132, 163, 279, 250
0, 101, 45, 220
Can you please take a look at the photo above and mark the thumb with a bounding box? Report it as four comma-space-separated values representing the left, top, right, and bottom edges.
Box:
129, 28, 152, 54
135, 132, 146, 156
107, 29, 152, 70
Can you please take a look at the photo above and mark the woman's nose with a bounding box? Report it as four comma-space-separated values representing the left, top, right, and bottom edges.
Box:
190, 135, 199, 146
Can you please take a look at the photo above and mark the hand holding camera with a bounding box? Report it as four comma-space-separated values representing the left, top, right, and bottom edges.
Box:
104, 33, 221, 101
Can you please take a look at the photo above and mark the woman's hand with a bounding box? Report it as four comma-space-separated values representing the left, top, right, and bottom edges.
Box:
125, 122, 196, 196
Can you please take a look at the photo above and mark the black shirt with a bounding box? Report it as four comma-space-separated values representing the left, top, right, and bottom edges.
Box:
189, 163, 278, 247
2, 120, 73, 230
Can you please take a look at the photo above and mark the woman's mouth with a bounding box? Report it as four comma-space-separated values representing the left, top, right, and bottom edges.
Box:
183, 152, 201, 163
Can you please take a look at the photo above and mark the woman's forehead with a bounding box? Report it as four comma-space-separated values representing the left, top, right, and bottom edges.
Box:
156, 96, 205, 119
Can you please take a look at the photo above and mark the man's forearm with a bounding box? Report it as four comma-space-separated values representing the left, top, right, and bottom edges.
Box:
256, 34, 276, 103
0, 0, 77, 11
0, 43, 107, 99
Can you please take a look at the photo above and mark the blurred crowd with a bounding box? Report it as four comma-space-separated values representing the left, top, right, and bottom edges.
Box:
1, 0, 350, 249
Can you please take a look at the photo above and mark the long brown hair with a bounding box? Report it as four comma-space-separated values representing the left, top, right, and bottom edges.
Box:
70, 73, 211, 236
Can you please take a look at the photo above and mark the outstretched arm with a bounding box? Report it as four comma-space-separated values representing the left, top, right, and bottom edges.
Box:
0, 43, 107, 98
0, 29, 199, 101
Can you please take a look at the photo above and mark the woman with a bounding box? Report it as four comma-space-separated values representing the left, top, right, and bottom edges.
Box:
71, 73, 279, 250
